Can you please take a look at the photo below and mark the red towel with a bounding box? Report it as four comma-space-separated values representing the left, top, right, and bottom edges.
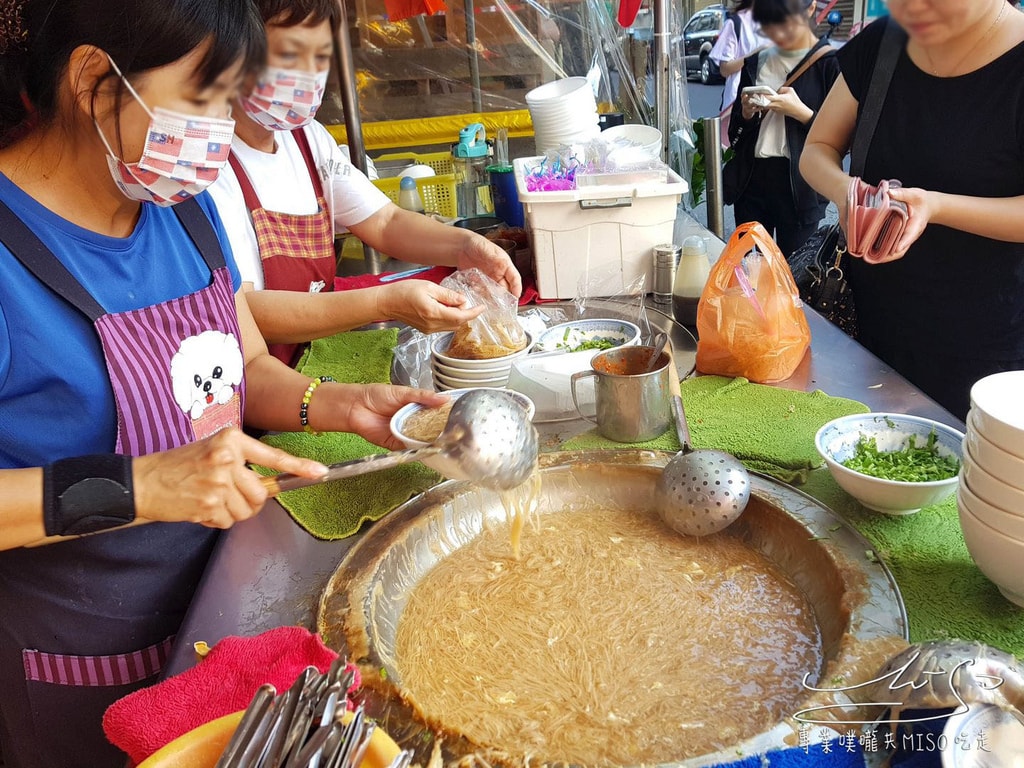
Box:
102, 626, 359, 765
334, 268, 540, 306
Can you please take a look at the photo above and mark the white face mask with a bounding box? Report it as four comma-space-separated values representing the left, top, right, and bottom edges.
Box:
96, 57, 235, 207
240, 67, 328, 131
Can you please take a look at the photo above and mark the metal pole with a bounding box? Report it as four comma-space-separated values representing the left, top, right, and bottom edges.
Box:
465, 0, 483, 112
652, 0, 670, 161
703, 116, 725, 240
333, 0, 382, 274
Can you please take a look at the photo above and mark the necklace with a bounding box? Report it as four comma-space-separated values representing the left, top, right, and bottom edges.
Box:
923, 0, 1007, 77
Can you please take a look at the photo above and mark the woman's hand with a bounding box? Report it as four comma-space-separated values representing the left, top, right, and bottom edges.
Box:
887, 185, 930, 257
740, 92, 764, 120
132, 428, 327, 529
333, 384, 449, 449
456, 234, 523, 297
765, 87, 813, 123
377, 279, 484, 333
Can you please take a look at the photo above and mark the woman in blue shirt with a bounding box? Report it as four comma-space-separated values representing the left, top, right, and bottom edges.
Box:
0, 1, 446, 765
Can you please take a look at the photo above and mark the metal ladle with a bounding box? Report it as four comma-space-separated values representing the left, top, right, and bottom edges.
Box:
261, 389, 539, 495
656, 347, 751, 536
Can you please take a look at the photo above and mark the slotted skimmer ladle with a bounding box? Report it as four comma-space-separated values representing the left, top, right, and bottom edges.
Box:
656, 347, 751, 536
261, 389, 539, 494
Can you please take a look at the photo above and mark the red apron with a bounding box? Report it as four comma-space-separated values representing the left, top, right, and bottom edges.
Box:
0, 198, 244, 768
228, 128, 335, 366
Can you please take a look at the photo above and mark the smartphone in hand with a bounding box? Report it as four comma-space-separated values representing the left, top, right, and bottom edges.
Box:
742, 85, 776, 107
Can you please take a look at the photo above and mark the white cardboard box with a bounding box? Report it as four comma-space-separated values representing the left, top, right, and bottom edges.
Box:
514, 157, 688, 300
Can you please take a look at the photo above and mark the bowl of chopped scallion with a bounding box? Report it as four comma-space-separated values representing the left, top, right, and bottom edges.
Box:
532, 319, 641, 355
815, 413, 964, 515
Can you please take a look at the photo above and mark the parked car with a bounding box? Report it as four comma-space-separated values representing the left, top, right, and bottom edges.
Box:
682, 4, 728, 84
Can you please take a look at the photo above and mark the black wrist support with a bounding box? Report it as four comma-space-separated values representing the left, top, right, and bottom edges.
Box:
43, 454, 136, 536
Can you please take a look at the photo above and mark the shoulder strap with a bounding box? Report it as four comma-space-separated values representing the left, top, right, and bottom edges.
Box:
782, 41, 833, 89
0, 199, 105, 321
850, 19, 905, 177
227, 150, 264, 213
293, 127, 326, 200
171, 197, 227, 273
730, 12, 742, 38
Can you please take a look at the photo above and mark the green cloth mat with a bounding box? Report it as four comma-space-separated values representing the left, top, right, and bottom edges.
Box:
800, 469, 1024, 656
560, 375, 870, 483
254, 329, 440, 540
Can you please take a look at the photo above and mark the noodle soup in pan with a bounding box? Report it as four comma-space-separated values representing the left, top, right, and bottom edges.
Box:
320, 452, 907, 767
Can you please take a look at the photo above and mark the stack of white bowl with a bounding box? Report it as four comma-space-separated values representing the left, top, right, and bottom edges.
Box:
957, 370, 1024, 606
526, 77, 601, 155
430, 332, 533, 392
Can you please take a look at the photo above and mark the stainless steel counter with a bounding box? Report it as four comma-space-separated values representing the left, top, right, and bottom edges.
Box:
164, 306, 959, 677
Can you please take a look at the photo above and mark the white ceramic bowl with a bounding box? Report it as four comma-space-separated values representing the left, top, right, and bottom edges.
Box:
969, 372, 1024, 459
433, 368, 509, 391
964, 413, 1024, 490
815, 413, 963, 515
430, 330, 534, 371
957, 500, 1024, 607
389, 389, 536, 479
601, 123, 663, 160
432, 359, 513, 381
532, 318, 642, 355
961, 445, 1024, 516
959, 477, 1024, 539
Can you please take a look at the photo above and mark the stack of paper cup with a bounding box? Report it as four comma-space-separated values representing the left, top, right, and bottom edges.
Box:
957, 370, 1024, 606
526, 77, 601, 155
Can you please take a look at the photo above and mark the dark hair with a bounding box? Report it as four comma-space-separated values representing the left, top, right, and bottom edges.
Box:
752, 0, 814, 27
0, 0, 265, 145
732, 0, 755, 12
255, 0, 342, 36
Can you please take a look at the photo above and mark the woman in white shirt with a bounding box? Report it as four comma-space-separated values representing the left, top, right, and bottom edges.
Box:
725, 0, 839, 256
709, 0, 770, 146
210, 0, 521, 366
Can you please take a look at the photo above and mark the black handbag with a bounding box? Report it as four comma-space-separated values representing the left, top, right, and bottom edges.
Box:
791, 223, 859, 338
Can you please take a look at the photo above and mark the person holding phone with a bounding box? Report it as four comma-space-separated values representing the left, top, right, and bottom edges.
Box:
725, 0, 840, 257
709, 0, 770, 147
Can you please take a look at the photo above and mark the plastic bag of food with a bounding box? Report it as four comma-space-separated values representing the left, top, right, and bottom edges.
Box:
695, 222, 811, 384
441, 268, 529, 359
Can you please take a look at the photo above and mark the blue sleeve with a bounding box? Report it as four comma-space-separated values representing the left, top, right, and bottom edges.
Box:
195, 192, 243, 292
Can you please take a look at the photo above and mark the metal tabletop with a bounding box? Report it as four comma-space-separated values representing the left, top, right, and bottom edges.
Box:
164, 304, 958, 678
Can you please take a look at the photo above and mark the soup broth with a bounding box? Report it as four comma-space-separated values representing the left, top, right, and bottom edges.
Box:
395, 506, 823, 766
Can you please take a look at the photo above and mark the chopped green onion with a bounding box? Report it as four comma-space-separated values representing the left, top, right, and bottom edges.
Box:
841, 430, 959, 482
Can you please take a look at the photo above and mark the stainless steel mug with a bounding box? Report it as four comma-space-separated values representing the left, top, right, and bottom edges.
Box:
570, 346, 672, 442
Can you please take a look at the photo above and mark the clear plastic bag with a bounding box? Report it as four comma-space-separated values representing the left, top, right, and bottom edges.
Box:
695, 222, 811, 384
440, 268, 528, 359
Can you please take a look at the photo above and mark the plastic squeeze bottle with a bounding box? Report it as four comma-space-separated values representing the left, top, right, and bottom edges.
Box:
398, 176, 426, 214
672, 235, 711, 327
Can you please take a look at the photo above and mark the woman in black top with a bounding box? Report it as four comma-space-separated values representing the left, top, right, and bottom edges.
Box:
801, 1, 1024, 420
726, 0, 839, 257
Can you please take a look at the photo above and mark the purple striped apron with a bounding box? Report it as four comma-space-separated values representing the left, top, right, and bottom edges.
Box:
0, 198, 244, 768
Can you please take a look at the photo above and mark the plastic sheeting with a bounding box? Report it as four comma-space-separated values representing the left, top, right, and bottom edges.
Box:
317, 0, 694, 191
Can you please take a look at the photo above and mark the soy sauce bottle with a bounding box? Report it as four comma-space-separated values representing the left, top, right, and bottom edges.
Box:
672, 235, 710, 327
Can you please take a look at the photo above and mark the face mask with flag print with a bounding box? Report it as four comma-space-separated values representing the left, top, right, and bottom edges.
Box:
241, 67, 328, 130
96, 56, 235, 207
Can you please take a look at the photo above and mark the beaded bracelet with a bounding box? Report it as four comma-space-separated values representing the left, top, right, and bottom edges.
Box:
300, 376, 335, 436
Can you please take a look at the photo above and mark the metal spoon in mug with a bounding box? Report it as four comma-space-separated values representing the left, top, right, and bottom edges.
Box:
643, 331, 669, 373
656, 345, 751, 536
261, 389, 539, 494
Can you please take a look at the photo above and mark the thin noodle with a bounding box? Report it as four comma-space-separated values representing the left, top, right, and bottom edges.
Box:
395, 506, 822, 766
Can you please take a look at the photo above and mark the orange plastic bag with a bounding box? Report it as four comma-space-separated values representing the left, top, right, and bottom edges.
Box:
695, 222, 811, 384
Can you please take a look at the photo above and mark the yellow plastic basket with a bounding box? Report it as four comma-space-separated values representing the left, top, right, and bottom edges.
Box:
372, 151, 458, 218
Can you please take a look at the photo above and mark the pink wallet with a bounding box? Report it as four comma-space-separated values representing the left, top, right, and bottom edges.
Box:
846, 177, 909, 263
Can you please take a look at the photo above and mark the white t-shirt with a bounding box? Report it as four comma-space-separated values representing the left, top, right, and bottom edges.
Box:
709, 9, 771, 111
753, 47, 810, 160
209, 121, 390, 289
